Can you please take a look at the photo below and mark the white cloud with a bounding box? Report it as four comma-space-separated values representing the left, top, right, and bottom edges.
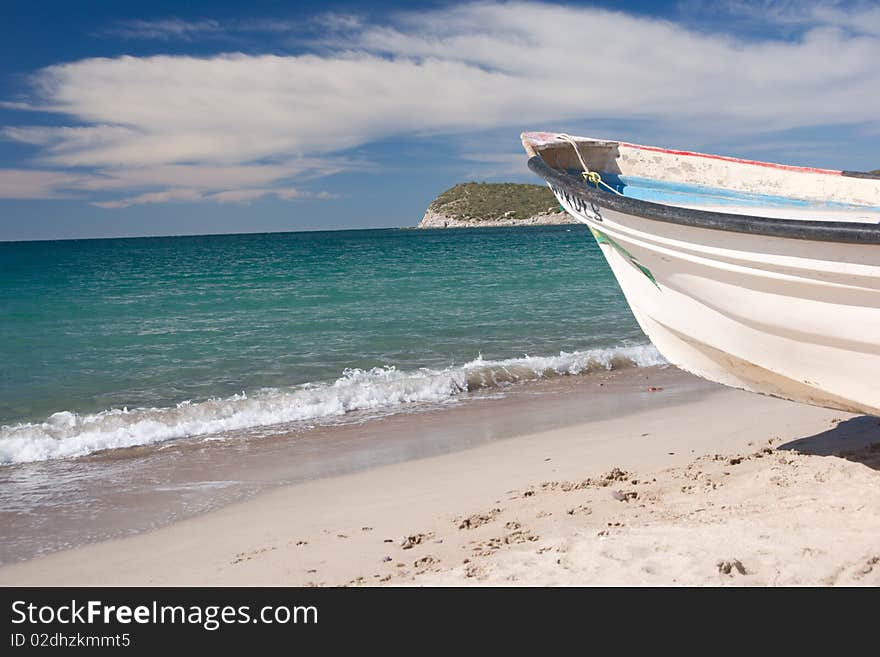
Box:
0, 169, 103, 199
105, 19, 224, 41
687, 0, 880, 37
0, 158, 349, 202
313, 13, 364, 33
86, 160, 348, 190
3, 1, 879, 206
459, 152, 534, 179
99, 15, 337, 41
92, 186, 331, 208
93, 188, 205, 208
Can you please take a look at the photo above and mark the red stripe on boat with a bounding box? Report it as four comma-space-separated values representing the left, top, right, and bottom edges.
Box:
521, 133, 843, 177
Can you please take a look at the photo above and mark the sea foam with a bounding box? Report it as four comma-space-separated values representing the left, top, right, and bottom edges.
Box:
0, 344, 664, 465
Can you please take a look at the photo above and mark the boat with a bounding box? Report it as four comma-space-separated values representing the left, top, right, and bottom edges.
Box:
521, 132, 880, 415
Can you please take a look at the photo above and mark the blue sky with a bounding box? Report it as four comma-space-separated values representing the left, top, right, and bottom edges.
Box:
1, 0, 878, 240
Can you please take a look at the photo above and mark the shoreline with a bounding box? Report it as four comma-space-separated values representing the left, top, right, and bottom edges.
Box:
416, 209, 576, 229
416, 181, 576, 229
0, 365, 696, 566
2, 368, 878, 586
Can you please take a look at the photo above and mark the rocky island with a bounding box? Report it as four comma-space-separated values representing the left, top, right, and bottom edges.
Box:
417, 182, 575, 228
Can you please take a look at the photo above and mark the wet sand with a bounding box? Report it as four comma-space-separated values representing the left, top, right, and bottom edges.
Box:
2, 366, 878, 586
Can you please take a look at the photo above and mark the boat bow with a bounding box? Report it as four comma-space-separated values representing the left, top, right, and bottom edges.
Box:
523, 132, 880, 416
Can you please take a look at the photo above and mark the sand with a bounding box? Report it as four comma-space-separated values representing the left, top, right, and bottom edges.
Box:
1, 378, 878, 587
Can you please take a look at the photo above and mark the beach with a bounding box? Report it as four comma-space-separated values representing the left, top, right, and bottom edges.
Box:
2, 0, 879, 608
2, 227, 878, 587
2, 365, 878, 587
0, 226, 658, 564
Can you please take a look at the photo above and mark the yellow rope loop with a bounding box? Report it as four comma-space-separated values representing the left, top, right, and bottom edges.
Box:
583, 171, 602, 187
557, 133, 623, 196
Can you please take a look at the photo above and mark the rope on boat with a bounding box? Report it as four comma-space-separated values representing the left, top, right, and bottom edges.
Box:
556, 133, 623, 196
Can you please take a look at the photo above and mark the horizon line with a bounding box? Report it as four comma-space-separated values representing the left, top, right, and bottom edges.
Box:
0, 223, 422, 245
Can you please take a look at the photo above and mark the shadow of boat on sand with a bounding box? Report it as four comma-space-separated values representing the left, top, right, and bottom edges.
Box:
779, 415, 880, 471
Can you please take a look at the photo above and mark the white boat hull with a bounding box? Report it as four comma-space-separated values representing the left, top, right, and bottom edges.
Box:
521, 132, 880, 415
556, 199, 880, 415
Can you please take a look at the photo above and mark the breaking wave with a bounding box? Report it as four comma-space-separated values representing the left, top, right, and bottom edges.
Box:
0, 344, 664, 465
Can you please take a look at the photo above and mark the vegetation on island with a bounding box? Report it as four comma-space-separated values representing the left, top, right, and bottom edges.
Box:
429, 182, 563, 221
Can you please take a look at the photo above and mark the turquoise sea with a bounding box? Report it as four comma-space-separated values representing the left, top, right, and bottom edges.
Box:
0, 225, 658, 465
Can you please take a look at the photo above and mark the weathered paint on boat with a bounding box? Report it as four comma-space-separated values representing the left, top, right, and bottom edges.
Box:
522, 132, 880, 416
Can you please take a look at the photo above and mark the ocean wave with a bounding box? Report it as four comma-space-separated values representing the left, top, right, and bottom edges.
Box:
0, 344, 664, 465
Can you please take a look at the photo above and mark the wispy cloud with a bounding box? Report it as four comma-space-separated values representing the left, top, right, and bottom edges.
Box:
0, 157, 352, 203
97, 14, 358, 41
459, 152, 534, 180
0, 169, 98, 200
93, 186, 333, 209
102, 19, 224, 41
313, 13, 364, 33
679, 0, 880, 37
3, 1, 878, 206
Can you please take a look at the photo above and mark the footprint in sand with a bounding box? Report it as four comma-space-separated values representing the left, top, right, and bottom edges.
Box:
400, 532, 434, 549
598, 522, 625, 537
414, 555, 438, 572
504, 527, 539, 545
464, 563, 484, 579
231, 546, 277, 565
457, 508, 501, 530
716, 559, 748, 576
540, 468, 631, 495
566, 505, 592, 516
470, 523, 539, 556
855, 555, 879, 579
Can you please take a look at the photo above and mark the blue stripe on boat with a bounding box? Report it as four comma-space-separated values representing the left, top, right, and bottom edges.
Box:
592, 173, 880, 211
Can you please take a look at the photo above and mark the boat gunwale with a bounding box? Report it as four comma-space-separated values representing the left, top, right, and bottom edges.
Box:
843, 170, 880, 180
527, 155, 880, 245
